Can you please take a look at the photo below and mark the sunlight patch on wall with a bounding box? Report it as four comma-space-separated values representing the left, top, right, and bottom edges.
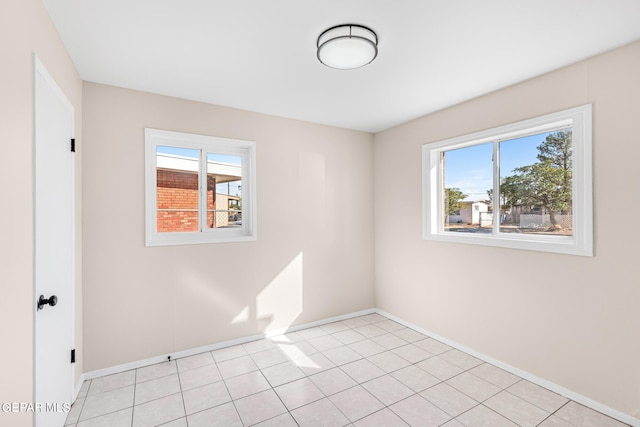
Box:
231, 306, 249, 324
256, 252, 303, 332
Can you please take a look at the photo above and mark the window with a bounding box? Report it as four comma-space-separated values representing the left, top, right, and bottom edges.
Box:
145, 128, 256, 246
423, 105, 592, 256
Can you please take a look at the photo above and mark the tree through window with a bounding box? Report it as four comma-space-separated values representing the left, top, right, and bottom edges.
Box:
499, 130, 573, 235
423, 105, 592, 256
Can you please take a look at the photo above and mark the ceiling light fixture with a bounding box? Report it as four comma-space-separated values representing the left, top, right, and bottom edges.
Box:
317, 24, 378, 70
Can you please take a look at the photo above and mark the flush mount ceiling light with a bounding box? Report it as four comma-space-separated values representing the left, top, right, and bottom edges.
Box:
317, 24, 378, 70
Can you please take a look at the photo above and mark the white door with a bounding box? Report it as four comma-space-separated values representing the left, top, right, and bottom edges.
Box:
34, 56, 75, 427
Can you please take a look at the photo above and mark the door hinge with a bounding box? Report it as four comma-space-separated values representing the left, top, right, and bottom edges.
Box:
71, 349, 76, 364
70, 138, 76, 153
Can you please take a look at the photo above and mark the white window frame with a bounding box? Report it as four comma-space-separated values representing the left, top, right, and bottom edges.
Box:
145, 128, 257, 246
422, 104, 592, 256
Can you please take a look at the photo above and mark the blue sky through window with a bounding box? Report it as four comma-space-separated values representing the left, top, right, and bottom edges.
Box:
157, 145, 242, 165
444, 132, 550, 202
157, 145, 242, 197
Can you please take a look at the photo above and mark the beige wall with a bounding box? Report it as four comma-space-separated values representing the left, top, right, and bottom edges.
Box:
374, 40, 640, 418
82, 82, 375, 371
0, 0, 83, 425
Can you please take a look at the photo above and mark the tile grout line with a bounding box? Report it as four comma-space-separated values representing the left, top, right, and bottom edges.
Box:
74, 376, 138, 425
319, 320, 501, 425
66, 379, 89, 426
70, 378, 91, 426
71, 314, 633, 427
546, 400, 583, 427
501, 380, 566, 421
247, 322, 470, 426
535, 408, 562, 427
175, 358, 188, 427
131, 369, 137, 427
217, 352, 251, 427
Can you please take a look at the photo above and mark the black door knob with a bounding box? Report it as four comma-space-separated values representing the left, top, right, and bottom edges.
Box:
37, 294, 58, 310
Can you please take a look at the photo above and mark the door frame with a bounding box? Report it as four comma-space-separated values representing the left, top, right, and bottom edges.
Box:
33, 54, 77, 407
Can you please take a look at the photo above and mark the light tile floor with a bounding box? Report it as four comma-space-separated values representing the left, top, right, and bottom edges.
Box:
65, 313, 630, 426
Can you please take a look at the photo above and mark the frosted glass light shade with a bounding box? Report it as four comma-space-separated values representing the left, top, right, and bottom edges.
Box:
317, 24, 378, 70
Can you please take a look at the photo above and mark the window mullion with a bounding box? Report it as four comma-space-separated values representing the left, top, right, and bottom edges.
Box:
240, 150, 249, 233
199, 148, 207, 233
439, 151, 445, 233
492, 140, 500, 235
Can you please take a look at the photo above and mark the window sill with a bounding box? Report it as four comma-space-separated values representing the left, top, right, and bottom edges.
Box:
424, 231, 592, 257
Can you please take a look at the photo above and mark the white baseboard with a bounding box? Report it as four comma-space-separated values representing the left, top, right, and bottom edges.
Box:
82, 308, 376, 380
374, 309, 640, 427
80, 307, 638, 426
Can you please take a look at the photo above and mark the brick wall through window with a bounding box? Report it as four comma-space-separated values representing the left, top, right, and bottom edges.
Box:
156, 169, 217, 232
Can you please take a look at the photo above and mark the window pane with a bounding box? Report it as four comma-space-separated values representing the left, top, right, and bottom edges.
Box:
206, 153, 242, 229
442, 142, 493, 233
156, 146, 200, 233
499, 130, 573, 236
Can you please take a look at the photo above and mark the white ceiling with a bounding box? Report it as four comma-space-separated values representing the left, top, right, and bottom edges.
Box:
43, 0, 640, 133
